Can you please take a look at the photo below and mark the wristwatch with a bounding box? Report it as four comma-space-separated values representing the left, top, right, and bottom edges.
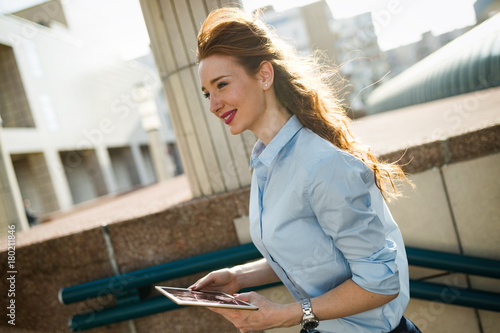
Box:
300, 298, 319, 330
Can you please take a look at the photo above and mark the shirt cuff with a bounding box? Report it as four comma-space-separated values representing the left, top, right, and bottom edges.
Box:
349, 246, 401, 295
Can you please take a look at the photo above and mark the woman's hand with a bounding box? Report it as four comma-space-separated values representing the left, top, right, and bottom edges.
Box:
189, 267, 242, 295
190, 259, 280, 295
209, 291, 301, 333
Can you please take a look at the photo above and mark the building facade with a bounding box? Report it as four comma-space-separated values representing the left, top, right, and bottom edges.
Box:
0, 0, 180, 235
330, 11, 390, 113
259, 2, 390, 115
384, 26, 473, 78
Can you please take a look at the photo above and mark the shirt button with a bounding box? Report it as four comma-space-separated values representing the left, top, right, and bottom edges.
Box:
262, 177, 267, 181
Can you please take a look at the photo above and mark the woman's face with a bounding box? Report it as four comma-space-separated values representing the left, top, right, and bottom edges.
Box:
198, 54, 267, 136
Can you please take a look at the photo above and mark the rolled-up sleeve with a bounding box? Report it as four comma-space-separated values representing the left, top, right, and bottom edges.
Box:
308, 153, 400, 295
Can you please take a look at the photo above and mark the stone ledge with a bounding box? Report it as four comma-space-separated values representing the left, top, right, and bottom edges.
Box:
0, 185, 250, 333
381, 125, 500, 174
0, 175, 193, 250
352, 86, 500, 157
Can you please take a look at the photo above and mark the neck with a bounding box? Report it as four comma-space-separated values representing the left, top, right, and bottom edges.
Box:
251, 106, 292, 146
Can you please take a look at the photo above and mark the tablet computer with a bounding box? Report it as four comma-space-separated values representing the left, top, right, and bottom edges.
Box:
155, 286, 258, 310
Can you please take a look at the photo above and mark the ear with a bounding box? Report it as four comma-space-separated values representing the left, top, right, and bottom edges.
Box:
257, 61, 274, 90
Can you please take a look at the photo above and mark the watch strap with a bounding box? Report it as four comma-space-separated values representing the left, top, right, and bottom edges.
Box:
300, 298, 319, 329
300, 298, 314, 317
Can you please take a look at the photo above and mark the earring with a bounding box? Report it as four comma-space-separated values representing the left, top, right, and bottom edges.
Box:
265, 84, 268, 87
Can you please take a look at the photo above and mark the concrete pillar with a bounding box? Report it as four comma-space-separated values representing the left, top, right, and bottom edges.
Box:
0, 120, 29, 235
130, 143, 151, 185
301, 1, 336, 64
147, 130, 171, 181
43, 148, 73, 211
136, 85, 171, 182
95, 145, 118, 194
139, 0, 256, 198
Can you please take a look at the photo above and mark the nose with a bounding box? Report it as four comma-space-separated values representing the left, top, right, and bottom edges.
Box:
209, 94, 222, 115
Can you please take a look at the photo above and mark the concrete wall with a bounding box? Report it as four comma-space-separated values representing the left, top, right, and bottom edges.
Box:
0, 44, 34, 128
12, 153, 59, 216
108, 147, 141, 192
392, 153, 500, 333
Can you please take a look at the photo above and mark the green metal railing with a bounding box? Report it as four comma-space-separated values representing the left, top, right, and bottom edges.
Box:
59, 243, 262, 305
59, 244, 500, 331
405, 247, 500, 278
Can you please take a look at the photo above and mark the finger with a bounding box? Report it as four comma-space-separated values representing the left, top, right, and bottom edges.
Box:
189, 275, 212, 290
188, 279, 203, 290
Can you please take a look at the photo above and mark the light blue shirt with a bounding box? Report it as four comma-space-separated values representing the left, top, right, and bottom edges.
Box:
249, 115, 409, 333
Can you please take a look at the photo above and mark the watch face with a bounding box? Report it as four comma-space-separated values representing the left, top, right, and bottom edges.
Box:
303, 319, 319, 330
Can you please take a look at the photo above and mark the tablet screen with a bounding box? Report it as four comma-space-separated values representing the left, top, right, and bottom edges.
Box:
155, 286, 258, 310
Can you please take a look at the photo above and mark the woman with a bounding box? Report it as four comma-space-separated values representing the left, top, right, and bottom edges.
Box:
190, 7, 420, 333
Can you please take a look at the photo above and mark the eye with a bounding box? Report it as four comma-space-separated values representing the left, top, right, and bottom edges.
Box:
203, 91, 210, 99
217, 81, 227, 89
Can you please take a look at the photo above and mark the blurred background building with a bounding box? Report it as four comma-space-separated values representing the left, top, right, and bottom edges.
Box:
329, 11, 389, 114
475, 0, 500, 23
0, 0, 182, 234
366, 8, 500, 113
383, 27, 472, 78
254, 0, 488, 116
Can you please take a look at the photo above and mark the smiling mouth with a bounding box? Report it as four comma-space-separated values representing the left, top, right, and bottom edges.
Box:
220, 110, 237, 124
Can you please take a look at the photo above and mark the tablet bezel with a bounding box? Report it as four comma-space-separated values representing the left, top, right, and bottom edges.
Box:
155, 286, 259, 310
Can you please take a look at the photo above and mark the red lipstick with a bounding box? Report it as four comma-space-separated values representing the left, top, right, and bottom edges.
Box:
221, 109, 237, 124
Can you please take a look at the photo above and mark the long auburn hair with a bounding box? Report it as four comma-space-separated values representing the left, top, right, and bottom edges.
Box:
197, 7, 412, 200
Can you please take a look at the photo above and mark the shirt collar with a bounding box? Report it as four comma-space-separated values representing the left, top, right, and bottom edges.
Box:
250, 115, 303, 168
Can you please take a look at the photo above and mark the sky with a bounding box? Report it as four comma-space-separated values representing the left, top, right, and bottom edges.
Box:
0, 0, 47, 14
0, 0, 479, 55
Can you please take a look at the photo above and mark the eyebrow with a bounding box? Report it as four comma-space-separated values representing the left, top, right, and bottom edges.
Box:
201, 75, 230, 91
